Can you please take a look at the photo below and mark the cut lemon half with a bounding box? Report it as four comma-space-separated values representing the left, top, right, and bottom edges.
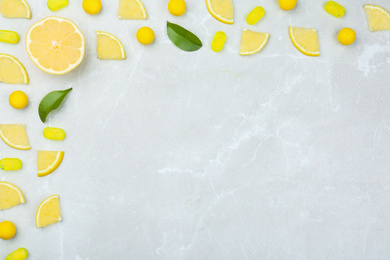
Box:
364, 5, 390, 32
289, 26, 319, 57
0, 54, 29, 84
206, 0, 234, 25
0, 124, 30, 150
26, 16, 85, 75
97, 31, 126, 60
239, 29, 269, 56
118, 0, 147, 19
37, 151, 64, 177
0, 182, 25, 210
0, 0, 31, 18
36, 194, 62, 228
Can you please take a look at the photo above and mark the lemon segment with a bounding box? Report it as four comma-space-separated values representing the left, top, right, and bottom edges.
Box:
206, 0, 233, 25
26, 16, 85, 75
0, 124, 31, 150
0, 0, 31, 18
118, 0, 147, 19
0, 182, 25, 210
0, 54, 28, 84
37, 151, 64, 177
239, 29, 269, 56
36, 194, 62, 228
364, 5, 390, 32
289, 26, 319, 57
96, 31, 126, 60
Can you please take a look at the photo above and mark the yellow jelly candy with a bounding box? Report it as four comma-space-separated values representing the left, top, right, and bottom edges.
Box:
324, 1, 345, 18
0, 158, 22, 171
9, 91, 28, 109
246, 6, 265, 25
6, 248, 29, 260
43, 127, 66, 141
211, 31, 226, 52
47, 0, 69, 11
0, 30, 19, 44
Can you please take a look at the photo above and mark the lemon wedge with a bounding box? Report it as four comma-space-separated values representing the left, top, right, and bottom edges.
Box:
206, 0, 233, 24
97, 31, 126, 60
26, 16, 85, 75
289, 26, 319, 57
0, 182, 25, 210
0, 124, 30, 150
0, 54, 28, 84
37, 151, 64, 177
0, 0, 31, 18
364, 5, 390, 32
118, 0, 147, 19
239, 29, 269, 56
36, 194, 62, 228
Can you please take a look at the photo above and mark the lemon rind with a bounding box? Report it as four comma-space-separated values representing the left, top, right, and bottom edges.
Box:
25, 16, 85, 75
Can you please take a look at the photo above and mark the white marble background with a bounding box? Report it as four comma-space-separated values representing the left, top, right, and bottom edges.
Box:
1, 0, 390, 259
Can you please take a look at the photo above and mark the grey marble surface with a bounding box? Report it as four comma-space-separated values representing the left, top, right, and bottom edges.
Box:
1, 0, 390, 259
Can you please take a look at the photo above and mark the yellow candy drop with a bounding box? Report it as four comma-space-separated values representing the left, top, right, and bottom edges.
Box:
211, 31, 226, 52
0, 158, 22, 171
246, 6, 265, 25
0, 30, 19, 44
43, 127, 66, 141
324, 1, 345, 18
6, 248, 29, 260
47, 0, 69, 11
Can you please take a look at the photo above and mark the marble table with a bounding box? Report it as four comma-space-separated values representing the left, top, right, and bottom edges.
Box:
1, 0, 390, 259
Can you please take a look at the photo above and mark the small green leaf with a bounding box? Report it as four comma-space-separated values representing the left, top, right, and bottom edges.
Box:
39, 88, 72, 123
167, 21, 202, 52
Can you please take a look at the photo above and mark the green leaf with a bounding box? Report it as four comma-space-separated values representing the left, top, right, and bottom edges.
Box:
39, 88, 72, 123
167, 21, 202, 52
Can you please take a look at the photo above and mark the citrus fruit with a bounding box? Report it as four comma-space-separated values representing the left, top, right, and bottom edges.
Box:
0, 0, 31, 18
96, 31, 126, 60
136, 27, 154, 45
0, 182, 25, 210
82, 0, 101, 15
36, 194, 62, 228
0, 221, 16, 240
239, 29, 269, 56
118, 0, 147, 19
37, 151, 65, 177
364, 5, 390, 32
289, 26, 319, 57
0, 54, 28, 84
0, 124, 31, 150
279, 0, 297, 11
206, 0, 233, 24
338, 28, 356, 45
168, 0, 186, 16
26, 16, 85, 75
9, 91, 28, 109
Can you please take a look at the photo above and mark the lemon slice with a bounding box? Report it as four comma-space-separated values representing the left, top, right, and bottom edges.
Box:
289, 26, 319, 57
0, 0, 31, 18
239, 29, 269, 56
206, 0, 234, 25
0, 124, 30, 150
0, 54, 29, 84
37, 151, 64, 177
97, 31, 126, 60
26, 16, 85, 75
36, 194, 62, 228
0, 182, 25, 210
364, 5, 390, 32
118, 0, 147, 19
